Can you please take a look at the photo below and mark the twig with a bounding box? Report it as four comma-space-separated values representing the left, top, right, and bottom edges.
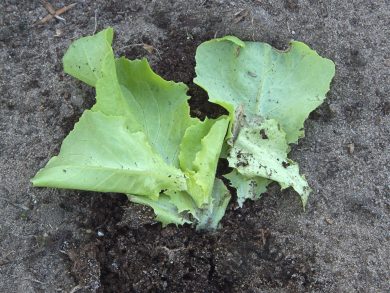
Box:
36, 2, 77, 25
69, 285, 84, 293
0, 197, 29, 210
92, 9, 98, 35
41, 0, 56, 15
56, 3, 77, 15
23, 277, 46, 285
118, 43, 144, 52
233, 9, 249, 24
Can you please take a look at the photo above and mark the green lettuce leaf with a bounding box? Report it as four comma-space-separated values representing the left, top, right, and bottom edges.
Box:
227, 118, 311, 207
129, 116, 230, 230
128, 114, 230, 230
129, 193, 192, 227
179, 117, 229, 207
94, 57, 196, 167
225, 169, 270, 207
34, 28, 195, 198
194, 36, 335, 143
63, 28, 114, 87
129, 178, 231, 230
196, 178, 231, 230
31, 110, 187, 199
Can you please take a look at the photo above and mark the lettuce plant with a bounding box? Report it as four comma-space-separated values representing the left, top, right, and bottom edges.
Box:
32, 28, 335, 230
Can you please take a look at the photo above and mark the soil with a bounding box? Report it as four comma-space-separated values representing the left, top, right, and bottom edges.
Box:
1, 0, 389, 292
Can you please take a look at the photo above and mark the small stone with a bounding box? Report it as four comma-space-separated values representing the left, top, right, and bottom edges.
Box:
325, 218, 334, 225
70, 95, 84, 108
54, 28, 63, 37
347, 143, 355, 154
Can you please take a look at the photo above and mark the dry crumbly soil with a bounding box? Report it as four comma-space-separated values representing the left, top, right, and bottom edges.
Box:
1, 0, 389, 292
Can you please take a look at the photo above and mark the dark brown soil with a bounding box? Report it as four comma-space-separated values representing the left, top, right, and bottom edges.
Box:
69, 191, 318, 293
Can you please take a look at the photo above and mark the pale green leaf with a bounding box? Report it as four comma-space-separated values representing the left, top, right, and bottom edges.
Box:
196, 178, 231, 231
32, 110, 186, 199
179, 117, 229, 207
129, 194, 192, 227
179, 119, 215, 171
165, 190, 198, 215
132, 117, 230, 229
194, 36, 335, 143
224, 169, 270, 207
227, 118, 311, 207
93, 57, 196, 167
63, 27, 114, 87
130, 181, 230, 229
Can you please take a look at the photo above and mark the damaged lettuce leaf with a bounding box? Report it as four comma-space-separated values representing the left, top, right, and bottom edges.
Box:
194, 36, 335, 144
227, 118, 311, 207
31, 28, 229, 230
224, 170, 270, 208
195, 36, 335, 207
